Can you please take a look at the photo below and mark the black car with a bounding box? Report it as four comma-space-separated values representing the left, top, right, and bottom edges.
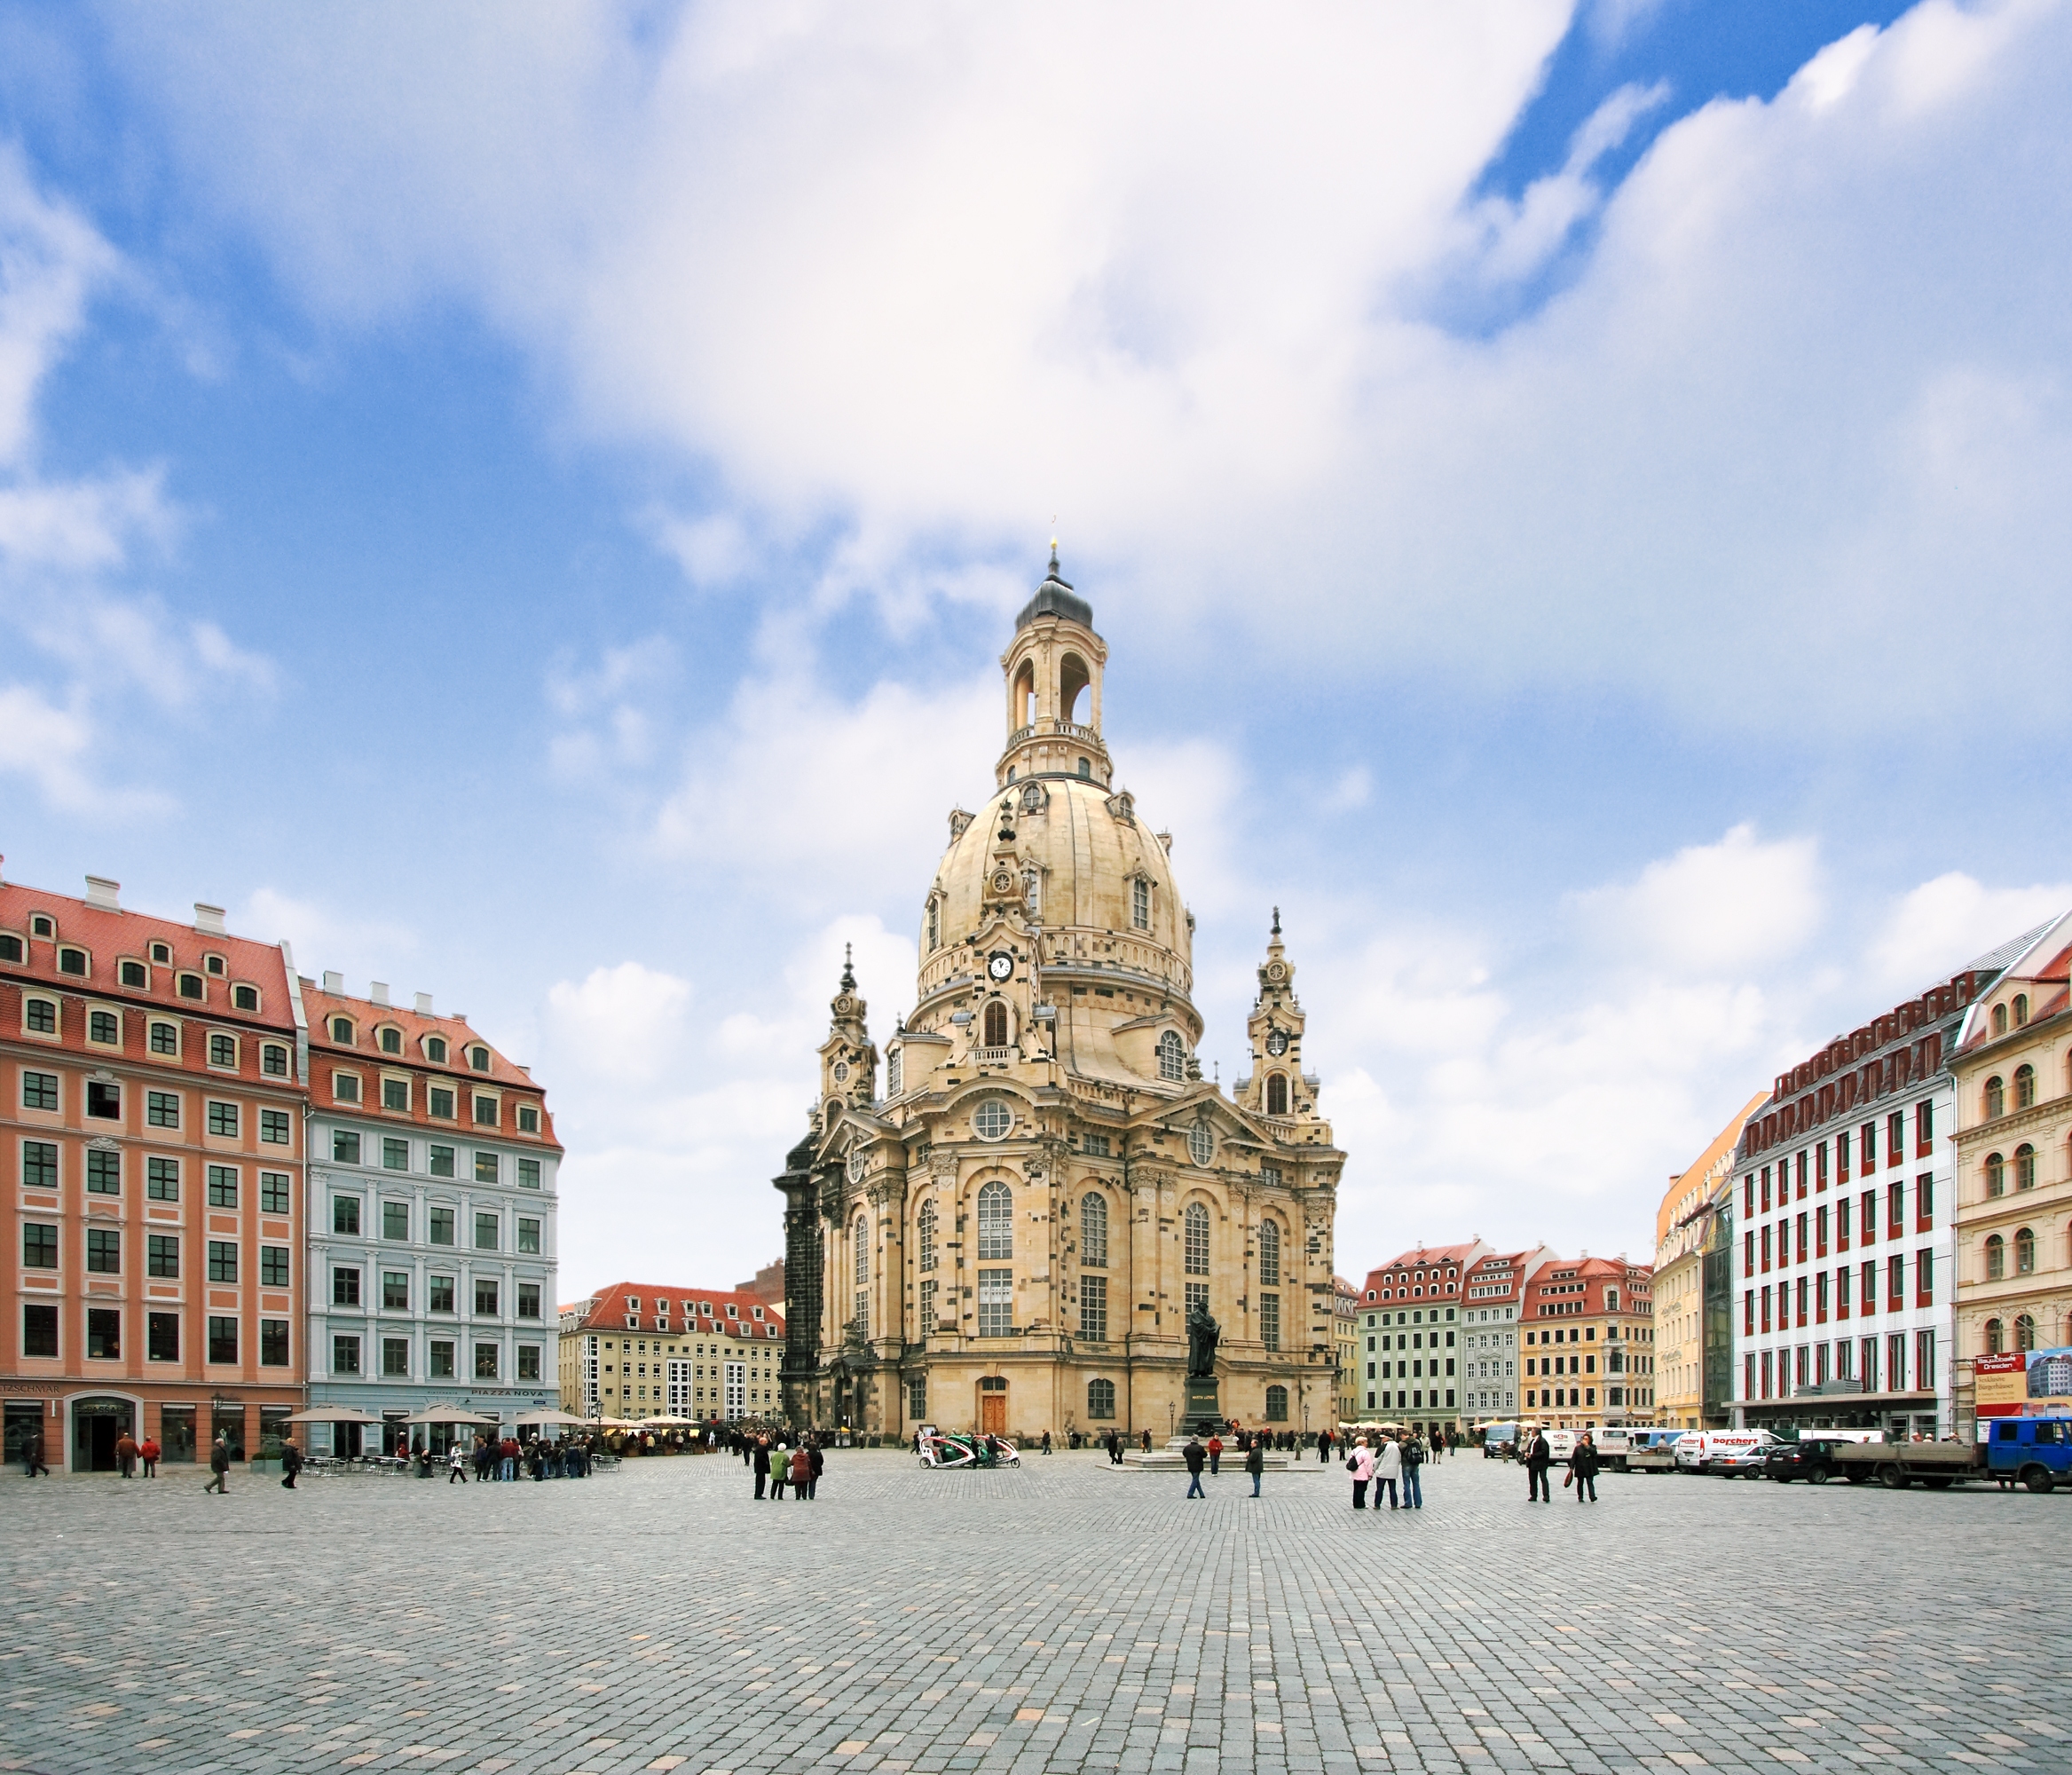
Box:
1763, 1441, 1836, 1484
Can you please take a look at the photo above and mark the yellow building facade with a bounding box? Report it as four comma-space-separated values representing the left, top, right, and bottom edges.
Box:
1653, 1093, 1764, 1430
776, 553, 1343, 1444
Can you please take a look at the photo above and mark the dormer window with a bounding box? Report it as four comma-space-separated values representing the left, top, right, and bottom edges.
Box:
232, 984, 259, 1013
331, 1016, 354, 1044
120, 959, 147, 989
149, 941, 170, 964
204, 954, 225, 976
516, 1104, 540, 1134
1156, 1030, 1185, 1082
380, 1027, 402, 1054
58, 946, 88, 976
1131, 878, 1150, 931
177, 974, 204, 1000
425, 1036, 447, 1063
469, 1045, 490, 1072
30, 914, 54, 938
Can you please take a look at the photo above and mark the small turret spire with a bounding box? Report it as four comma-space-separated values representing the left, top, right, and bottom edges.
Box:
839, 943, 856, 995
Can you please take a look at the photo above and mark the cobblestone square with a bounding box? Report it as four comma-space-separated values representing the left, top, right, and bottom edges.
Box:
2, 1451, 2065, 1775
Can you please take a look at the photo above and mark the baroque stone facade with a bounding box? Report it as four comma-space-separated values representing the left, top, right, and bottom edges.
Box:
776, 553, 1342, 1443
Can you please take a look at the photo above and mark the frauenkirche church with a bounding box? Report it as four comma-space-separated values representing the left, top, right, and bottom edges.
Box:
776, 551, 1343, 1443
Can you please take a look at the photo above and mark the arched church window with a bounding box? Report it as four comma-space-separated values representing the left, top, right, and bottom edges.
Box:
983, 1000, 1010, 1048
854, 1216, 868, 1286
926, 898, 939, 953
1258, 1219, 1280, 1289
977, 1180, 1012, 1258
1078, 758, 1091, 778
1265, 1071, 1288, 1116
1187, 1122, 1213, 1166
886, 1048, 902, 1096
918, 1200, 937, 1272
1087, 1377, 1115, 1420
1022, 869, 1041, 916
1081, 1193, 1108, 1268
1184, 1202, 1209, 1276
1157, 1030, 1185, 1082
1264, 1385, 1288, 1422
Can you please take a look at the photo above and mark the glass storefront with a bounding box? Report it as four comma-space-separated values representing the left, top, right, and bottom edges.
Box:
71, 1396, 136, 1472
211, 1404, 247, 1462
159, 1404, 196, 1463
5, 1402, 46, 1465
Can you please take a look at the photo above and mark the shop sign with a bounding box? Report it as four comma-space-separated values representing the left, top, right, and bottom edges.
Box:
1975, 1345, 2072, 1417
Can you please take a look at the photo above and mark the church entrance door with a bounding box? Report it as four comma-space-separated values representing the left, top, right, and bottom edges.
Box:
981, 1392, 1006, 1436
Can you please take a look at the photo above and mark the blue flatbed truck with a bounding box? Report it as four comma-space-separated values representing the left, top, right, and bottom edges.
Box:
1982, 1416, 2072, 1492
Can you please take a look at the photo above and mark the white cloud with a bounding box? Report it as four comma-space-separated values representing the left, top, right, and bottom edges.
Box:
1865, 872, 2070, 996
1571, 823, 1823, 974
545, 962, 693, 1085
235, 886, 419, 984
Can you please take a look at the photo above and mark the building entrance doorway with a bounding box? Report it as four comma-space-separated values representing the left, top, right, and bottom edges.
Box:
70, 1396, 135, 1472
980, 1377, 1007, 1436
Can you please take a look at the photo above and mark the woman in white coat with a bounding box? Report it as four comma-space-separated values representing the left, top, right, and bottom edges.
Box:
1375, 1434, 1402, 1510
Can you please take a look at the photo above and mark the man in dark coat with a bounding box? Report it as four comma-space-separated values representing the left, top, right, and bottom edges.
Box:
1246, 1435, 1265, 1498
752, 1435, 771, 1499
280, 1436, 303, 1489
1525, 1428, 1553, 1503
1570, 1432, 1600, 1503
203, 1432, 232, 1495
1182, 1436, 1207, 1499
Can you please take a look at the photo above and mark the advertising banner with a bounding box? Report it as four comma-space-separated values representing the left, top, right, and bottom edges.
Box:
1974, 1345, 2072, 1417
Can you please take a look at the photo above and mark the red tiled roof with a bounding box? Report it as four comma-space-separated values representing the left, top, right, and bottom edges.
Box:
568, 1281, 784, 1339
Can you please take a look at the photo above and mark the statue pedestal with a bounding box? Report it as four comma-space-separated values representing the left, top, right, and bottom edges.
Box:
1183, 1376, 1224, 1436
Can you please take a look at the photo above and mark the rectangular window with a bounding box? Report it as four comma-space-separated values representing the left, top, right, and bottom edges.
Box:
1886, 1110, 1903, 1169
517, 1157, 541, 1189
1887, 1180, 1904, 1235
209, 1032, 236, 1069
1915, 1329, 1935, 1391
333, 1195, 360, 1235
517, 1282, 541, 1320
1862, 1120, 1877, 1170
382, 1337, 410, 1377
382, 1271, 409, 1310
1887, 1331, 1907, 1392
429, 1207, 455, 1245
148, 1312, 179, 1362
474, 1342, 499, 1379
429, 1339, 455, 1378
86, 1148, 119, 1195
1743, 1289, 1753, 1335
23, 1222, 58, 1268
1816, 1140, 1829, 1188
147, 1233, 180, 1279
429, 1088, 455, 1120
1816, 1204, 1828, 1257
1887, 1253, 1904, 1310
334, 1074, 360, 1104
429, 1144, 455, 1178
22, 1071, 59, 1111
1816, 1270, 1829, 1321
333, 1266, 360, 1306
208, 1164, 239, 1208
1761, 1224, 1771, 1272
260, 1172, 289, 1214
1797, 1150, 1808, 1197
207, 1100, 238, 1138
977, 1267, 1012, 1337
1796, 1212, 1808, 1264
1259, 1292, 1280, 1352
22, 1140, 58, 1189
1861, 1258, 1877, 1311
382, 1137, 408, 1171
1838, 1196, 1851, 1250
1744, 1352, 1755, 1402
260, 1245, 289, 1287
517, 1345, 541, 1381
383, 1200, 409, 1241
332, 1333, 360, 1375
1079, 1273, 1107, 1340
1761, 1284, 1771, 1332
1916, 1100, 1934, 1154
23, 1303, 58, 1358
474, 1151, 498, 1184
1860, 1189, 1877, 1243
208, 1242, 238, 1283
475, 1211, 498, 1250
87, 1227, 121, 1274
1837, 1129, 1851, 1181
1916, 1248, 1933, 1305
259, 1109, 288, 1145
262, 1044, 288, 1077
208, 1316, 238, 1364
517, 1217, 540, 1255
146, 1157, 178, 1202
517, 1104, 540, 1134
1916, 1173, 1933, 1229
1131, 878, 1149, 929
382, 1077, 409, 1113
429, 1275, 454, 1314
150, 1021, 179, 1056
261, 1319, 288, 1366
87, 1308, 120, 1360
473, 1096, 498, 1128
332, 1130, 361, 1164
474, 1279, 499, 1316
86, 1080, 120, 1119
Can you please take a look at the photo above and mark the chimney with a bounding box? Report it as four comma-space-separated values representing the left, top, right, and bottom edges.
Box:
85, 876, 121, 911
194, 903, 227, 936
414, 992, 434, 1016
322, 971, 343, 994
370, 982, 390, 1008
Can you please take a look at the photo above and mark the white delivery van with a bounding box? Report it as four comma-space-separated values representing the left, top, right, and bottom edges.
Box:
1677, 1429, 1776, 1474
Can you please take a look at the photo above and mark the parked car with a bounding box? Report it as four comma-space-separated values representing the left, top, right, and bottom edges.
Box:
1714, 1441, 1774, 1479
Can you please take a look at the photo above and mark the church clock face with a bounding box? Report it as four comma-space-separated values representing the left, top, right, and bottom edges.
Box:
987, 951, 1013, 982
1266, 1030, 1288, 1057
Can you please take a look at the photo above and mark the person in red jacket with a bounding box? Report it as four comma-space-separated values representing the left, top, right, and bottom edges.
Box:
138, 1435, 161, 1479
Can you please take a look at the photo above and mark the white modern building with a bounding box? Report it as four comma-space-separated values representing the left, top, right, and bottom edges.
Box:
1729, 930, 2044, 1440
301, 975, 561, 1453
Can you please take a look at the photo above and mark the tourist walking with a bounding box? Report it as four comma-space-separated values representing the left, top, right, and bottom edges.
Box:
1183, 1436, 1207, 1499
448, 1441, 469, 1483
1525, 1428, 1553, 1503
1348, 1436, 1374, 1509
771, 1437, 789, 1500
808, 1439, 823, 1499
1206, 1432, 1223, 1476
1041, 1429, 1052, 1456
1375, 1433, 1401, 1510
1246, 1434, 1264, 1498
202, 1432, 232, 1495
280, 1436, 303, 1489
790, 1445, 811, 1499
23, 1427, 49, 1479
139, 1433, 160, 1479
1106, 1430, 1122, 1466
1570, 1432, 1599, 1503
499, 1436, 518, 1482
1317, 1427, 1333, 1464
115, 1429, 138, 1479
752, 1436, 770, 1499
1401, 1432, 1424, 1509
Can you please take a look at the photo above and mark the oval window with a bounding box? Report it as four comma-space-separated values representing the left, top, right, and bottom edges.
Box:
1187, 1123, 1213, 1166
973, 1100, 1012, 1140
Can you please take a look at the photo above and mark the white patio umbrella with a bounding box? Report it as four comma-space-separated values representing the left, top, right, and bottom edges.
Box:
403, 1405, 500, 1425
637, 1415, 697, 1427
284, 1406, 384, 1424
515, 1408, 587, 1426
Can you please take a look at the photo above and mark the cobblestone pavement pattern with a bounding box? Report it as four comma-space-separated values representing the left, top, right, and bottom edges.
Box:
2, 1450, 2067, 1775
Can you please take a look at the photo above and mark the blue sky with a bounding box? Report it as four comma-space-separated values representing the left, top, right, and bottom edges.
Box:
3, 1, 2069, 1294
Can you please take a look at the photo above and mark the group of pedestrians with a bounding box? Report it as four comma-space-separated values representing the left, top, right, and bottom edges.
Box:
1345, 1430, 1430, 1511
1522, 1428, 1603, 1503
109, 1432, 162, 1478
745, 1432, 824, 1499
1180, 1433, 1270, 1498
